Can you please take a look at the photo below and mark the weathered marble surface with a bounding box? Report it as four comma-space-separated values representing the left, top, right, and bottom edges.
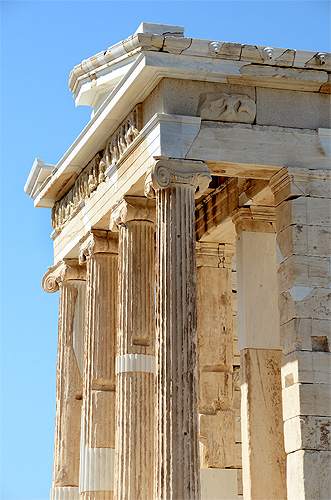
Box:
112, 197, 155, 500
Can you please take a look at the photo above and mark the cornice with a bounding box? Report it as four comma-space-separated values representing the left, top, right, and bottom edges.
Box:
69, 32, 330, 97
27, 23, 330, 211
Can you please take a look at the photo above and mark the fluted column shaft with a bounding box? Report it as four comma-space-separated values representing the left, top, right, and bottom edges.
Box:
145, 158, 211, 500
79, 231, 118, 500
156, 183, 200, 499
54, 282, 82, 486
42, 261, 86, 500
112, 196, 156, 500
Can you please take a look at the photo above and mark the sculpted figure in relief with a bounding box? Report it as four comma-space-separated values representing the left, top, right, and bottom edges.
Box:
198, 92, 256, 123
51, 105, 142, 233
101, 105, 141, 169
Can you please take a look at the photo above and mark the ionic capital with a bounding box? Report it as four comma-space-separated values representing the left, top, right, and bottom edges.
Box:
78, 230, 118, 264
42, 259, 86, 293
231, 206, 276, 234
109, 196, 156, 231
196, 242, 235, 269
144, 156, 211, 198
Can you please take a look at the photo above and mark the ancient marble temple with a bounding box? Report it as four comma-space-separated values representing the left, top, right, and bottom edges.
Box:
25, 23, 330, 500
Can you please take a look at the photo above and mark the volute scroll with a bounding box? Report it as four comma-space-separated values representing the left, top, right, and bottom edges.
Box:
42, 259, 85, 293
144, 156, 212, 199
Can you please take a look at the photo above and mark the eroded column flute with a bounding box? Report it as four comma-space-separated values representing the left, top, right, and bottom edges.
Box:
145, 157, 211, 500
111, 196, 156, 500
79, 230, 118, 500
42, 260, 86, 500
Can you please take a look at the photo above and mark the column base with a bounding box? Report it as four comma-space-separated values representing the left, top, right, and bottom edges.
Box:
200, 468, 238, 500
50, 487, 80, 500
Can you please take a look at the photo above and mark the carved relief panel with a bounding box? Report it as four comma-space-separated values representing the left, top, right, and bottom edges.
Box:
198, 92, 256, 123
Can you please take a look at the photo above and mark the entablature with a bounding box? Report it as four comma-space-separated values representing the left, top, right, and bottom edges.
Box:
26, 23, 330, 212
47, 109, 330, 262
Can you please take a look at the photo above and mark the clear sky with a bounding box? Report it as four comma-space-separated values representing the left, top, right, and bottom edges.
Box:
0, 1, 330, 499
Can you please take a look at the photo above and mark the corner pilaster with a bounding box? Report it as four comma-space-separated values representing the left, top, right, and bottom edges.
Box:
270, 168, 331, 500
231, 206, 286, 500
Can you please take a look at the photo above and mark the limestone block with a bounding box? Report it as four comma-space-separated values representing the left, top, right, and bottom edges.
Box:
199, 371, 233, 413
277, 224, 331, 260
199, 411, 235, 467
278, 254, 331, 293
307, 173, 331, 198
287, 450, 331, 500
200, 468, 238, 500
281, 350, 331, 388
282, 382, 331, 421
276, 197, 331, 232
276, 224, 307, 259
276, 197, 307, 232
256, 88, 331, 129
319, 451, 331, 499
279, 286, 331, 325
308, 225, 331, 258
312, 319, 331, 349
280, 318, 312, 354
284, 415, 331, 453
281, 317, 331, 355
271, 168, 331, 206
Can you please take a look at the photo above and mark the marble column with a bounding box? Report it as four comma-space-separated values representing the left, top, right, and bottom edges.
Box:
145, 157, 211, 500
78, 230, 118, 500
42, 259, 86, 500
110, 196, 156, 500
231, 206, 286, 500
270, 168, 331, 500
196, 242, 238, 499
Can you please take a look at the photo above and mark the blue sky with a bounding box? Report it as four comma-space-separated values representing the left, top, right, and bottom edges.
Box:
1, 1, 330, 499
